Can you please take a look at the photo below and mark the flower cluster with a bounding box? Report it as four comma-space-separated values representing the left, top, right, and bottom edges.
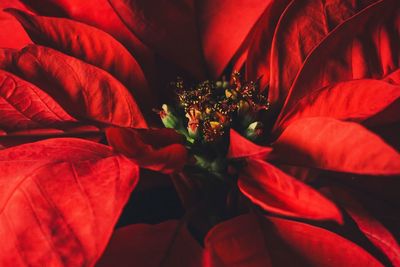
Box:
160, 72, 269, 144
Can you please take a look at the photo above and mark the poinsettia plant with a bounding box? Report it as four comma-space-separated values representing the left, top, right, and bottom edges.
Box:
0, 0, 399, 266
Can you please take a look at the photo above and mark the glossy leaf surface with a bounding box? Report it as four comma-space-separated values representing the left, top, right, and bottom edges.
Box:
279, 0, 399, 117
205, 213, 383, 266
239, 159, 343, 223
273, 117, 400, 175
97, 221, 202, 267
109, 0, 270, 78
2, 45, 146, 128
0, 138, 139, 266
227, 129, 272, 159
277, 79, 400, 131
7, 9, 154, 113
106, 127, 188, 174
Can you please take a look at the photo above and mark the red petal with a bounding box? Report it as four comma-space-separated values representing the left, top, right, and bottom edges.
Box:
264, 215, 384, 266
109, 0, 205, 78
275, 164, 320, 183
0, 138, 139, 266
245, 0, 291, 88
276, 79, 400, 132
279, 0, 399, 116
21, 0, 155, 73
273, 117, 400, 175
0, 70, 104, 146
238, 159, 342, 223
227, 129, 272, 159
0, 48, 17, 69
327, 187, 400, 266
2, 45, 146, 128
205, 213, 383, 266
109, 0, 270, 78
0, 126, 103, 148
0, 69, 76, 131
97, 221, 203, 267
383, 69, 400, 85
7, 9, 155, 115
133, 128, 186, 148
204, 214, 272, 267
0, 0, 32, 49
197, 0, 272, 77
267, 0, 382, 107
106, 127, 188, 174
231, 46, 248, 74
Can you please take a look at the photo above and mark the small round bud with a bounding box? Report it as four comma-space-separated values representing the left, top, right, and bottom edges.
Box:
245, 121, 263, 141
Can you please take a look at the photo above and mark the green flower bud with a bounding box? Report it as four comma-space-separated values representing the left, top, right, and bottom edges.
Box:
245, 121, 263, 141
187, 122, 199, 139
216, 80, 229, 89
160, 104, 180, 129
185, 108, 201, 139
158, 104, 196, 143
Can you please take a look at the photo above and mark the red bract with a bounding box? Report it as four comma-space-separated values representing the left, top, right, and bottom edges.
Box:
0, 0, 399, 266
0, 138, 139, 266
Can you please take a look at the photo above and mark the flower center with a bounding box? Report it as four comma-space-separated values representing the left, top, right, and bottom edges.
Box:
157, 72, 269, 178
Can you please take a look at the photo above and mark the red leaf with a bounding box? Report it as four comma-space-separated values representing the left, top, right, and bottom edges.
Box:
239, 159, 343, 223
21, 0, 155, 73
0, 126, 103, 148
204, 214, 272, 267
0, 0, 32, 49
205, 213, 383, 266
109, 0, 270, 78
106, 127, 188, 174
383, 69, 400, 85
0, 138, 139, 266
0, 70, 103, 146
273, 117, 400, 175
275, 164, 320, 184
0, 69, 76, 131
196, 0, 272, 77
279, 0, 399, 117
109, 0, 205, 79
267, 0, 382, 107
327, 187, 400, 266
245, 0, 291, 88
2, 45, 146, 128
276, 79, 400, 132
7, 9, 155, 114
97, 221, 203, 267
0, 48, 17, 69
227, 129, 272, 159
231, 45, 248, 74
264, 215, 384, 266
